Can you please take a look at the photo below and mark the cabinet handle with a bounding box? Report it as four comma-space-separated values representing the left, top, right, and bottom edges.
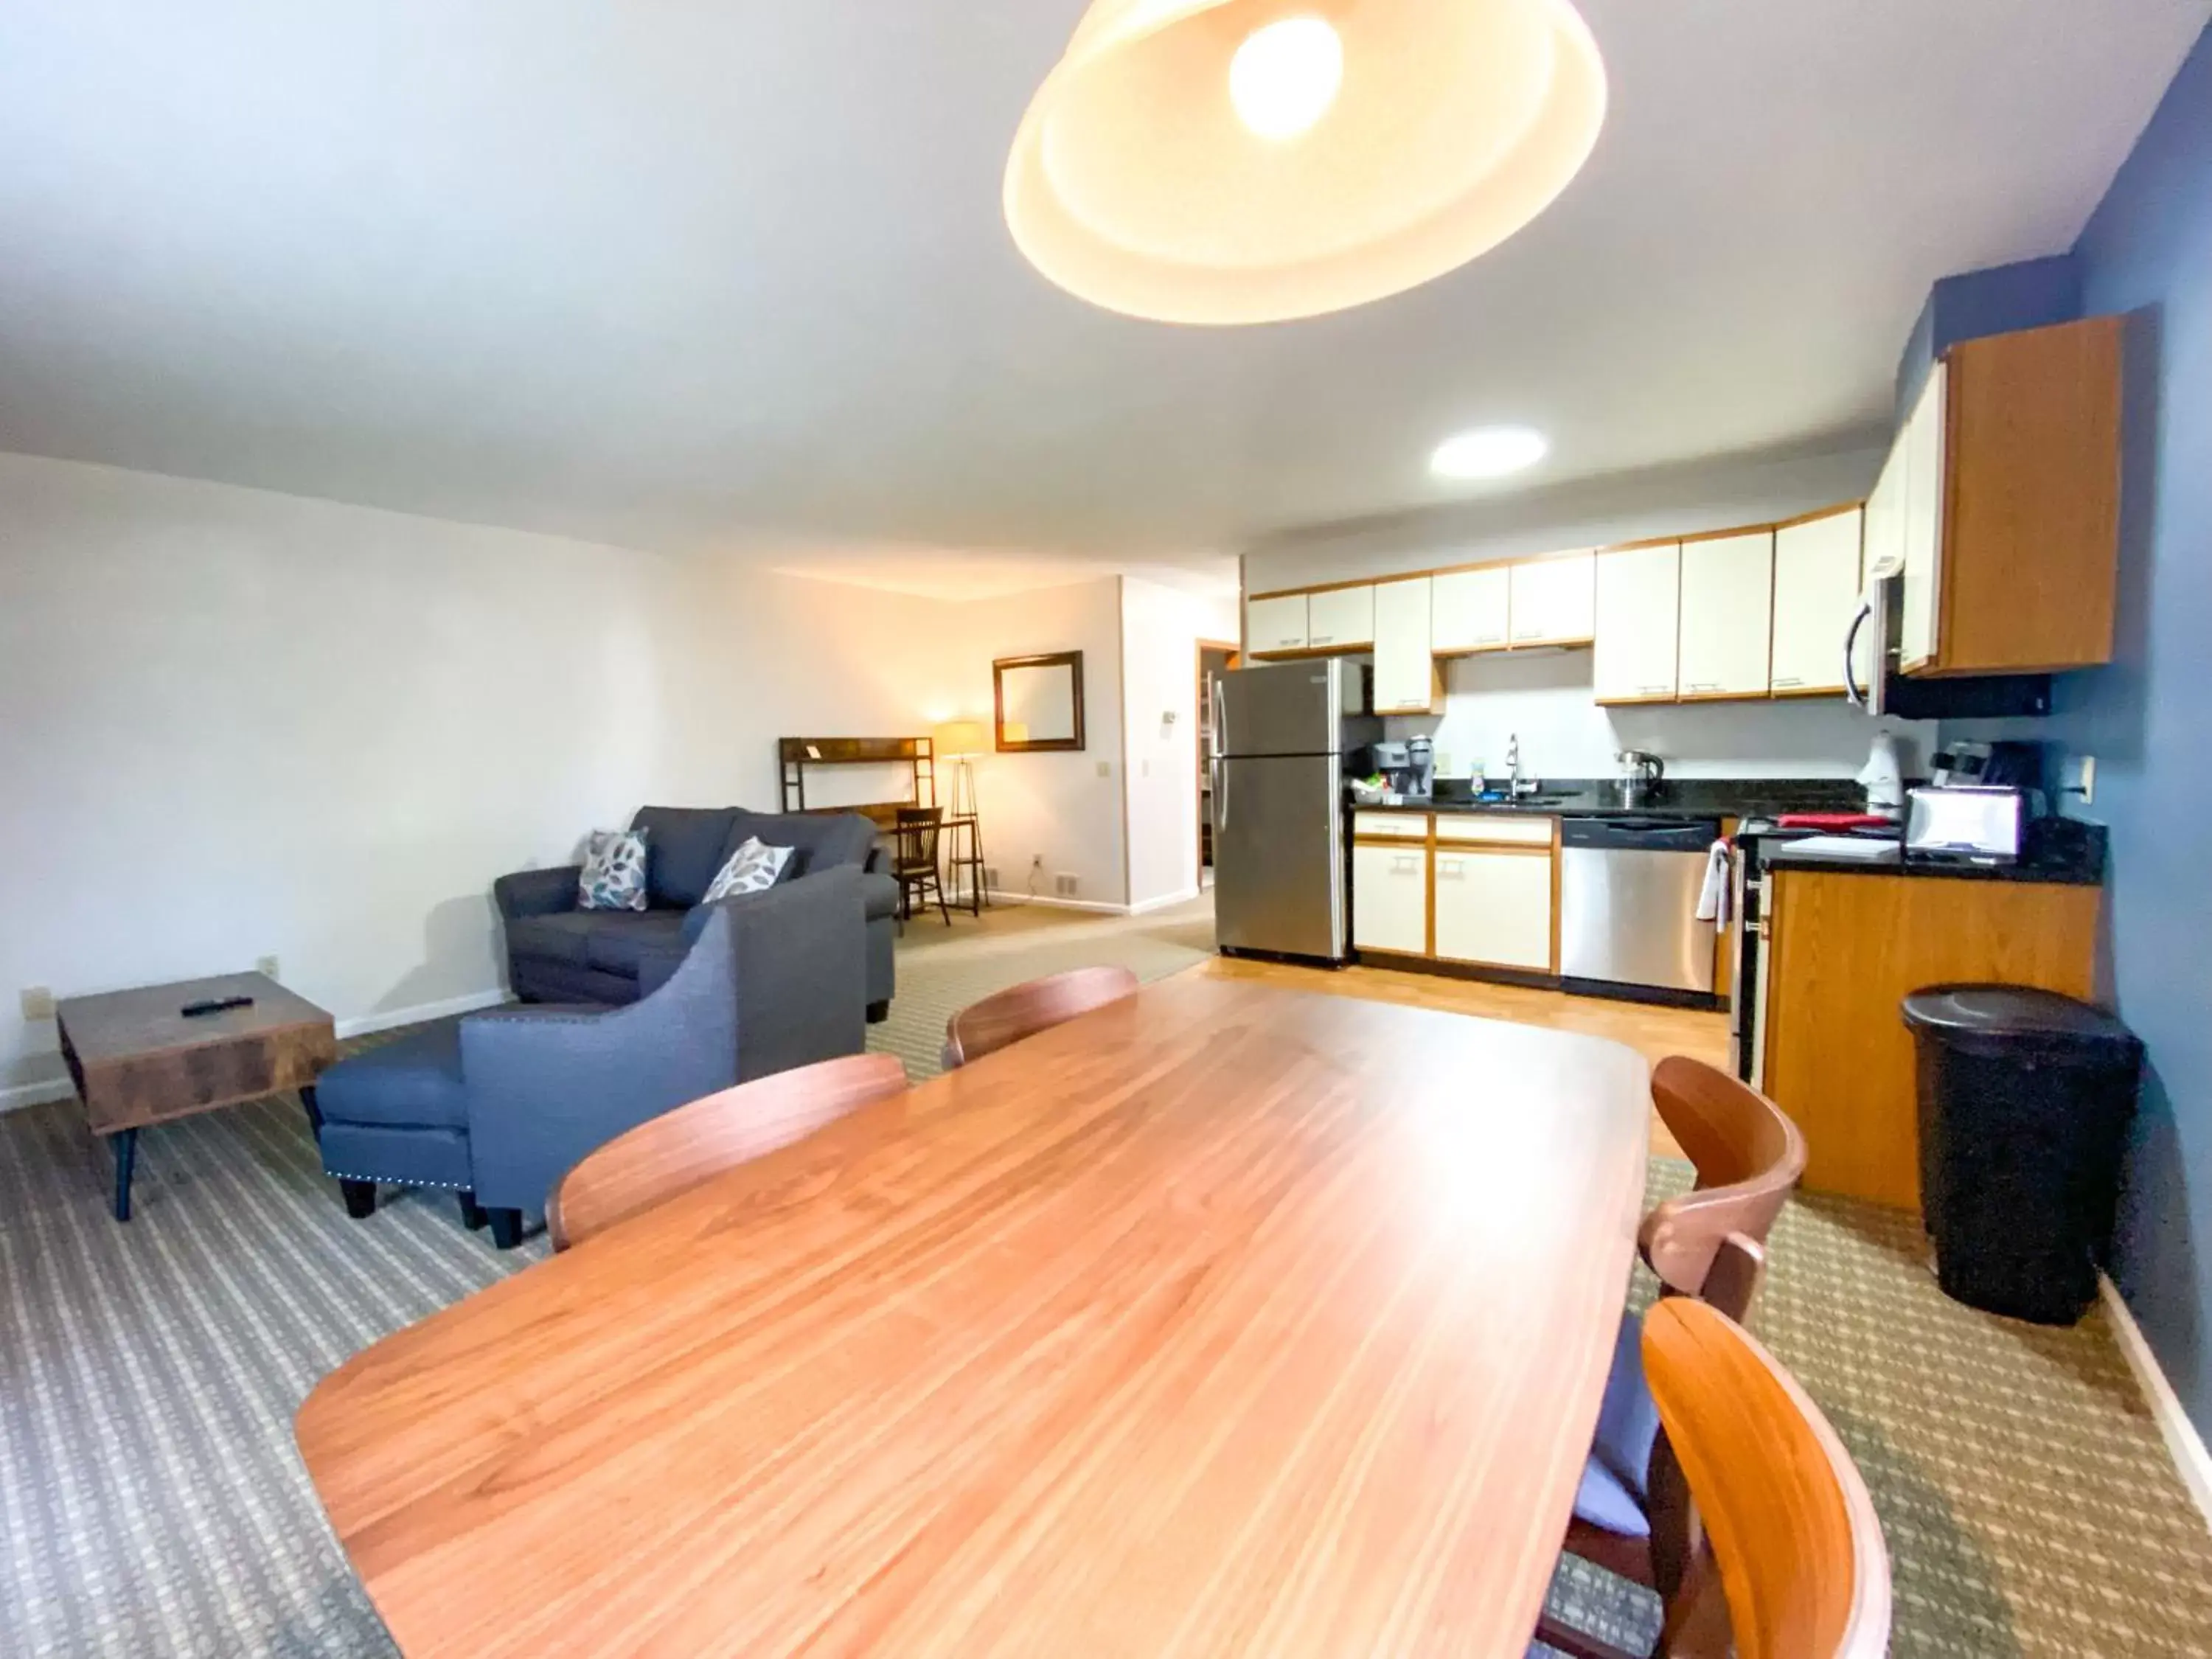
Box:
1310, 634, 1333, 644
1438, 858, 1464, 877
1686, 681, 1721, 692
1773, 676, 1803, 688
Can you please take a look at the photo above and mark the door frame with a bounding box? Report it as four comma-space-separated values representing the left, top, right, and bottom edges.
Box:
1196, 639, 1240, 875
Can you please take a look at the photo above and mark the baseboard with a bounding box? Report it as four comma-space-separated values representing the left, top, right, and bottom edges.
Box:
2101, 1272, 2212, 1533
0, 1074, 76, 1113
981, 891, 1129, 915
335, 989, 509, 1040
1128, 887, 1202, 916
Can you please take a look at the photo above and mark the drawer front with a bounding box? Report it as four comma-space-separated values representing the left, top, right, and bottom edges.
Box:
1433, 813, 1554, 846
1352, 811, 1430, 840
1433, 849, 1554, 970
1352, 844, 1429, 954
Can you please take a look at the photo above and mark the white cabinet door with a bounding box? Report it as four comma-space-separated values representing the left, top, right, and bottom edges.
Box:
1593, 543, 1682, 703
1371, 578, 1439, 713
1770, 508, 1863, 695
1433, 849, 1552, 970
1305, 585, 1375, 650
1245, 593, 1309, 654
1352, 843, 1428, 954
1677, 531, 1774, 699
1431, 566, 1510, 653
1899, 363, 1948, 672
1509, 552, 1596, 646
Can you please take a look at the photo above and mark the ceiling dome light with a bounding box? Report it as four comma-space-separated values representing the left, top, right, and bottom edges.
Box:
1431, 426, 1549, 480
1004, 0, 1607, 327
1229, 18, 1343, 140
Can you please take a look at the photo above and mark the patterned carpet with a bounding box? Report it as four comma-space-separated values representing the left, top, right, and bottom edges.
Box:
1, 897, 2208, 1656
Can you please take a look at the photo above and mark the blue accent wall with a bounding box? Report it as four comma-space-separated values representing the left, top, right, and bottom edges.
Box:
1893, 254, 2084, 425
2057, 22, 2212, 1435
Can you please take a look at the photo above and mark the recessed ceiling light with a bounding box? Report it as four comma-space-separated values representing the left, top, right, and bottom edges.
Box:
1430, 427, 1549, 481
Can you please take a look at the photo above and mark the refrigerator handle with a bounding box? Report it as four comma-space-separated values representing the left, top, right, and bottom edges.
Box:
1209, 678, 1229, 833
1210, 675, 1227, 762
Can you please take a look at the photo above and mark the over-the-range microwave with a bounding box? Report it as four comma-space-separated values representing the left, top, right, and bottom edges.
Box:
1841, 572, 2051, 720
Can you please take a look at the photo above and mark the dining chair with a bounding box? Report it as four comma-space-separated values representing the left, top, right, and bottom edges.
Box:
940, 965, 1140, 1071
1540, 1297, 1892, 1659
1560, 1059, 1808, 1590
546, 1052, 908, 1251
891, 806, 951, 931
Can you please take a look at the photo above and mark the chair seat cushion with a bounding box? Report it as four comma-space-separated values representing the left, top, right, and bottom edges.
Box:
316, 1018, 468, 1130
1589, 1309, 1662, 1498
1571, 1458, 1652, 1539
581, 911, 688, 975
506, 911, 601, 967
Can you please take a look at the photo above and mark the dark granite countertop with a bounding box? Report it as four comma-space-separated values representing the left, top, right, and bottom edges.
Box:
1761, 817, 2106, 887
1349, 776, 1873, 822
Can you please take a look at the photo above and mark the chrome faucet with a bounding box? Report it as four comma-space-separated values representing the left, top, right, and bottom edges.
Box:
1506, 733, 1538, 799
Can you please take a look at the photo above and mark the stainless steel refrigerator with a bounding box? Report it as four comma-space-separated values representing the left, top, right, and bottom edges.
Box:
1209, 658, 1378, 962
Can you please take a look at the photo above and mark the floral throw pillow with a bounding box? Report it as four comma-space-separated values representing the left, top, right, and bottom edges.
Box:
577, 828, 650, 911
702, 837, 793, 903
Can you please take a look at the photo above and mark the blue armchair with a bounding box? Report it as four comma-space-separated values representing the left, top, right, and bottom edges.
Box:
310, 867, 869, 1246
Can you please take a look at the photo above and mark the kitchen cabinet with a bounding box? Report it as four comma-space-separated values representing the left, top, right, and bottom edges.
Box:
1770, 507, 1863, 695
1304, 585, 1375, 650
1761, 869, 2098, 1208
1431, 816, 1555, 972
1430, 566, 1510, 655
1905, 315, 2124, 677
1508, 552, 1596, 647
1677, 531, 1774, 699
1593, 543, 1681, 703
1371, 578, 1441, 714
1352, 841, 1428, 954
1245, 593, 1309, 655
1898, 364, 1947, 672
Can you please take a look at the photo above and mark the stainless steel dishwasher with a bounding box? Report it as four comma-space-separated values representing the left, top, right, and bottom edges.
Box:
1559, 816, 1722, 998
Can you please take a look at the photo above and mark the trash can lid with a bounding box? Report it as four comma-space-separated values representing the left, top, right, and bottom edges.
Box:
1902, 984, 2141, 1059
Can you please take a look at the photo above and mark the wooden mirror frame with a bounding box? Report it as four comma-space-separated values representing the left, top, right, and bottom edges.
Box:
993, 651, 1086, 752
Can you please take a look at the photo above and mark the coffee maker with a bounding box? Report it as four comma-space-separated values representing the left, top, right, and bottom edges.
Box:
1373, 736, 1435, 801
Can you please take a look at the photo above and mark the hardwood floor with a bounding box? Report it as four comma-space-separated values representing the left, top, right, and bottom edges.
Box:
1200, 953, 1728, 1160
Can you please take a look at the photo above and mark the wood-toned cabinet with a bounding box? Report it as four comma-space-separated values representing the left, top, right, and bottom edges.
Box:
1593, 543, 1681, 704
1677, 531, 1774, 700
1899, 315, 2124, 677
1305, 585, 1375, 650
1770, 507, 1863, 695
1352, 841, 1428, 954
1245, 593, 1308, 655
1431, 566, 1511, 655
1371, 578, 1441, 714
1508, 552, 1596, 647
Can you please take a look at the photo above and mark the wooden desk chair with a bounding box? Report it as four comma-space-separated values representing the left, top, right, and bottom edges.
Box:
940, 965, 1140, 1071
1561, 1060, 1809, 1590
547, 1054, 908, 1250
891, 806, 951, 931
1545, 1298, 1892, 1659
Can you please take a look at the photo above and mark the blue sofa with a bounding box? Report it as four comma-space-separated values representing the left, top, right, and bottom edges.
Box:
493, 805, 898, 1021
310, 869, 868, 1245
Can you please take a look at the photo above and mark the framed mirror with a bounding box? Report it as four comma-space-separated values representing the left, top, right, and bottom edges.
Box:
994, 651, 1085, 752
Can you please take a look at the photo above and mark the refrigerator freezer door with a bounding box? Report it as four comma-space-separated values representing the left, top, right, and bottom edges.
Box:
1217, 659, 1346, 758
1214, 754, 1345, 959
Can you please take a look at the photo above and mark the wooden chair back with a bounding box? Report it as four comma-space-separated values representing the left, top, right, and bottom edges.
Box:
548, 1054, 908, 1251
1641, 1297, 1891, 1659
892, 807, 942, 874
1641, 1057, 1807, 1299
941, 966, 1141, 1070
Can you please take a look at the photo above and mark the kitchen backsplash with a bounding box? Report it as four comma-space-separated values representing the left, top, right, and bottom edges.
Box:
1381, 648, 1938, 781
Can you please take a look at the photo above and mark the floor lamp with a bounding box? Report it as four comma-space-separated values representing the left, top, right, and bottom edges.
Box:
933, 720, 988, 908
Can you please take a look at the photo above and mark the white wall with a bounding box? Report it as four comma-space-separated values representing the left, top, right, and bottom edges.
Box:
1119, 579, 1239, 910
1391, 649, 1932, 782
0, 451, 761, 1102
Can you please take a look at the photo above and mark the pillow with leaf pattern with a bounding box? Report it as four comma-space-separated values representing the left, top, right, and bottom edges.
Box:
702, 837, 794, 903
577, 828, 650, 911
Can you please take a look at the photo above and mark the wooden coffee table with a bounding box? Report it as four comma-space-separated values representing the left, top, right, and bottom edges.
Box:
57, 972, 338, 1221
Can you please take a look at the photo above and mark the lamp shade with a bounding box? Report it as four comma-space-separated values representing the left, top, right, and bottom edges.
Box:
933, 720, 989, 759
1004, 0, 1607, 326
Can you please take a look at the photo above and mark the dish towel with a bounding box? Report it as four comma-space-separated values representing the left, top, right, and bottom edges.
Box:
1694, 839, 1733, 927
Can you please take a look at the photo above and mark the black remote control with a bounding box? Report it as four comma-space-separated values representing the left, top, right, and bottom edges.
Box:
181, 995, 254, 1018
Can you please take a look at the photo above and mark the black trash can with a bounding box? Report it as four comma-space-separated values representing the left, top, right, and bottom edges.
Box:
1902, 984, 2142, 1325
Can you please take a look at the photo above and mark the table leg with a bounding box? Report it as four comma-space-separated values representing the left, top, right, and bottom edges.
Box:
109, 1127, 138, 1222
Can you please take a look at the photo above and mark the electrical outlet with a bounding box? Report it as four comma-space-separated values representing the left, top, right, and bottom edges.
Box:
2079, 755, 2096, 806
982, 866, 1000, 889
255, 955, 280, 981
1096, 759, 1112, 779
1031, 854, 1044, 869
1054, 874, 1079, 897
20, 985, 55, 1021
2060, 754, 2098, 807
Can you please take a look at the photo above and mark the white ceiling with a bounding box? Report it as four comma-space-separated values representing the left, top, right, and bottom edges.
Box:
0, 1, 2202, 588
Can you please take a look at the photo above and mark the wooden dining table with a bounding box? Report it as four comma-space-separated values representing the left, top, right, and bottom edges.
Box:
296, 974, 1653, 1658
